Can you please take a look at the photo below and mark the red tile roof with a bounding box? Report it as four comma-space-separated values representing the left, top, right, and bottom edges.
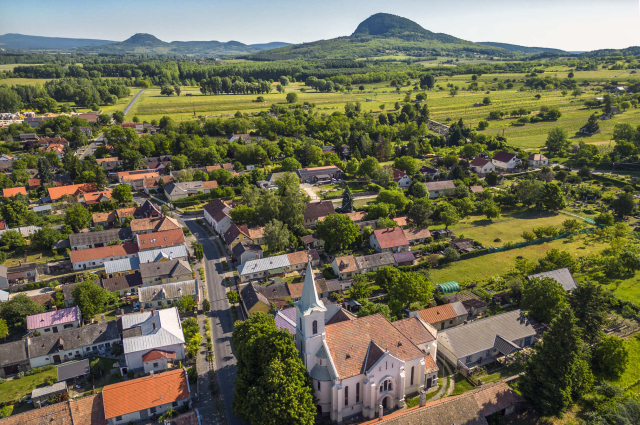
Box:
373, 227, 409, 249
48, 183, 97, 201
142, 349, 177, 362
69, 243, 139, 263
69, 394, 108, 425
2, 187, 27, 197
391, 316, 436, 346
137, 229, 185, 250
417, 304, 461, 324
28, 178, 41, 187
304, 201, 335, 221
83, 190, 112, 204
131, 216, 181, 233
102, 369, 190, 419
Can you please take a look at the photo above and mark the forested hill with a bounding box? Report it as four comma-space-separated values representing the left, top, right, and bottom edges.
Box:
0, 33, 114, 50
478, 42, 568, 55
242, 13, 510, 61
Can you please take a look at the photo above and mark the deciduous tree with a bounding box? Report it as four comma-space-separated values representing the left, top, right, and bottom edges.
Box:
522, 277, 567, 323
316, 213, 360, 252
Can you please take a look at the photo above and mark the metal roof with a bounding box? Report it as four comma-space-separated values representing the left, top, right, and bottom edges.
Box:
138, 246, 188, 264
238, 254, 291, 276
437, 281, 460, 294
121, 307, 185, 354
528, 268, 577, 292
32, 381, 67, 399
104, 257, 140, 275
33, 205, 52, 213
57, 359, 90, 381
138, 280, 197, 303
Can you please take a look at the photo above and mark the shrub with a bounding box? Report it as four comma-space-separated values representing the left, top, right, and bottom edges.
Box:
14, 372, 24, 379
203, 299, 210, 312
187, 366, 197, 384
44, 376, 57, 386
127, 370, 134, 379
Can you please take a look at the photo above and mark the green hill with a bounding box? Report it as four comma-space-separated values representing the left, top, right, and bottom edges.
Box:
244, 13, 509, 60
0, 33, 114, 50
478, 42, 567, 55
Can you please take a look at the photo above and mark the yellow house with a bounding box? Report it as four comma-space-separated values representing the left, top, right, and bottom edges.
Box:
240, 283, 271, 316
223, 224, 252, 250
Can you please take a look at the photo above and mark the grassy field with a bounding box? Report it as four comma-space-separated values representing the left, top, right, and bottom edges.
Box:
611, 336, 640, 393
450, 373, 476, 396
4, 250, 64, 268
0, 367, 57, 404
0, 64, 42, 71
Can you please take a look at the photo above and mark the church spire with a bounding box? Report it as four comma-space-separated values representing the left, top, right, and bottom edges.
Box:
297, 256, 325, 315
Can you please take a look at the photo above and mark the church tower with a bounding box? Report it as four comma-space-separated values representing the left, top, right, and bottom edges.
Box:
295, 257, 326, 371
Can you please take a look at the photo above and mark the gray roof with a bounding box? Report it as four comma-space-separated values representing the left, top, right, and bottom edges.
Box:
33, 205, 52, 213
255, 281, 290, 300
61, 283, 78, 302
27, 322, 119, 358
232, 242, 263, 259
69, 228, 132, 248
439, 310, 536, 359
104, 257, 140, 275
32, 381, 67, 399
238, 254, 290, 277
240, 283, 270, 311
164, 181, 207, 195
297, 166, 341, 180
101, 273, 143, 292
528, 268, 577, 292
138, 246, 188, 264
425, 180, 455, 191
57, 358, 90, 381
309, 363, 331, 381
355, 252, 395, 269
493, 335, 521, 356
451, 301, 468, 317
138, 280, 197, 303
0, 289, 9, 302
0, 340, 28, 366
139, 259, 191, 279
120, 307, 185, 354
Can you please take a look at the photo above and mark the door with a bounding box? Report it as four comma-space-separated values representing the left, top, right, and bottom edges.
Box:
52, 327, 58, 333
53, 355, 61, 363
441, 322, 445, 330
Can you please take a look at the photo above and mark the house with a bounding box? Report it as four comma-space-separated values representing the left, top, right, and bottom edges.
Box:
527, 267, 577, 292
392, 168, 412, 188
116, 170, 160, 185
69, 228, 133, 250
27, 321, 120, 367
2, 187, 27, 197
246, 226, 266, 245
413, 302, 467, 331
228, 133, 251, 142
61, 283, 78, 308
491, 152, 521, 170
142, 176, 174, 195
354, 252, 396, 273
0, 340, 31, 378
136, 229, 185, 251
102, 368, 190, 425
203, 199, 233, 235
232, 242, 263, 265
297, 166, 342, 183
19, 133, 39, 141
437, 310, 536, 369
425, 181, 455, 198
0, 393, 108, 425
164, 181, 217, 201
130, 216, 181, 235
138, 200, 162, 218
27, 178, 41, 189
237, 254, 290, 283
116, 207, 138, 224
331, 255, 358, 280
240, 282, 271, 316
81, 190, 113, 205
294, 259, 432, 421
286, 249, 321, 272
98, 158, 123, 172
469, 185, 484, 194
301, 233, 325, 250
27, 306, 82, 334
101, 273, 144, 296
370, 227, 410, 253
119, 308, 186, 374
527, 153, 548, 168
138, 280, 197, 309
92, 211, 117, 228
7, 263, 39, 284
255, 280, 291, 304
47, 183, 98, 202
138, 245, 189, 264
103, 258, 140, 279
419, 166, 440, 179
223, 223, 252, 250
469, 157, 496, 175
288, 278, 343, 302
304, 201, 335, 228
139, 259, 192, 286
402, 228, 432, 245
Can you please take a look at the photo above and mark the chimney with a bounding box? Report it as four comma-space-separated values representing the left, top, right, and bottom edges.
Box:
150, 370, 154, 377
52, 305, 57, 311
152, 322, 156, 330
140, 308, 144, 314
419, 390, 426, 407
100, 314, 105, 324
150, 308, 154, 315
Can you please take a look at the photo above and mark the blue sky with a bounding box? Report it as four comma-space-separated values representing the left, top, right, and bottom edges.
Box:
1, 0, 639, 51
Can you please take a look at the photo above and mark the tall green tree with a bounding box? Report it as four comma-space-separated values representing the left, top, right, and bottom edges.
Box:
545, 126, 570, 154
316, 213, 360, 252
0, 294, 45, 330
592, 335, 629, 379
386, 271, 434, 313
348, 275, 373, 301
611, 192, 635, 217
522, 277, 567, 323
407, 198, 432, 228
64, 203, 93, 230
72, 278, 112, 319
569, 280, 609, 345
37, 157, 54, 184
112, 184, 133, 206
264, 219, 290, 253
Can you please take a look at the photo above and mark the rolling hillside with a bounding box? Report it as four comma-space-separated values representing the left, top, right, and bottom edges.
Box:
0, 33, 114, 50
478, 42, 568, 55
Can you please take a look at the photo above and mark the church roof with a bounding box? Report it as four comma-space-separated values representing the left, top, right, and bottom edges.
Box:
295, 258, 325, 316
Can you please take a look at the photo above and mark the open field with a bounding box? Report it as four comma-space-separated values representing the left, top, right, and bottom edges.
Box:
611, 336, 640, 393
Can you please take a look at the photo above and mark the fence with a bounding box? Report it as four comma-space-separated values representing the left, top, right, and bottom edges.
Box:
560, 210, 596, 224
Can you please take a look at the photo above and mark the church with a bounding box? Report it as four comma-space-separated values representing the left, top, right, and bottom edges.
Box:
294, 258, 439, 422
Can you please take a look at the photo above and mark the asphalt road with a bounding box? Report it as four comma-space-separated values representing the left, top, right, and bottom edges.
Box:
183, 216, 245, 425
79, 141, 99, 160
123, 89, 146, 116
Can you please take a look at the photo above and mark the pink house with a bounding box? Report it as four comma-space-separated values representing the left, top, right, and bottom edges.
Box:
27, 306, 82, 334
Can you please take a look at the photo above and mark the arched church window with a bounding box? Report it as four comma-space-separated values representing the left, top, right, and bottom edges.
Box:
312, 320, 318, 335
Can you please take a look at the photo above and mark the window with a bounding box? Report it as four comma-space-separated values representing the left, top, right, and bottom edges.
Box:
167, 300, 172, 305
153, 362, 159, 367
388, 381, 392, 391
158, 301, 162, 306
64, 324, 73, 329
410, 366, 415, 385
172, 402, 178, 407
299, 318, 302, 329
116, 416, 122, 422
44, 328, 50, 332
317, 380, 321, 390
344, 386, 348, 406
105, 343, 110, 347
486, 349, 491, 357
449, 320, 453, 324
356, 383, 360, 403
150, 407, 157, 414
466, 356, 472, 363
312, 320, 318, 335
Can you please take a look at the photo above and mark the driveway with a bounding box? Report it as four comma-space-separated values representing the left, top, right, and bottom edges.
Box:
301, 183, 320, 201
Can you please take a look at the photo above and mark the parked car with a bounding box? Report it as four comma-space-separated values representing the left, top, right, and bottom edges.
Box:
133, 301, 140, 312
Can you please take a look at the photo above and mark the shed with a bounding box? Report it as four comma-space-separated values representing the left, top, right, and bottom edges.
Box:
32, 381, 67, 406
57, 359, 90, 382
436, 281, 460, 294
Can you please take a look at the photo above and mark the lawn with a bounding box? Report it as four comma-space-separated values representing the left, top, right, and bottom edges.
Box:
93, 309, 117, 322
474, 362, 526, 384
4, 250, 65, 268
450, 373, 475, 396
0, 367, 57, 404
429, 236, 607, 285
610, 336, 640, 393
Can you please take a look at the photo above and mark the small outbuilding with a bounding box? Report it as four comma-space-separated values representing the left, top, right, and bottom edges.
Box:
32, 381, 67, 406
436, 281, 460, 294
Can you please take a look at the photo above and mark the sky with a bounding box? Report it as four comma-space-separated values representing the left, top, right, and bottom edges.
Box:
1, 0, 639, 51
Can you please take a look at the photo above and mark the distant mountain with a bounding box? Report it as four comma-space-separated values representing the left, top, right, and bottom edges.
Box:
0, 33, 114, 50
478, 42, 568, 55
244, 13, 508, 60
249, 42, 291, 51
579, 46, 640, 58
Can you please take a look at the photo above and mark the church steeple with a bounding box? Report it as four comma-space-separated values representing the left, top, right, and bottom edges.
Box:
297, 256, 326, 315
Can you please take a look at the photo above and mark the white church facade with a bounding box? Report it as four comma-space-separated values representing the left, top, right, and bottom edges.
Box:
294, 259, 439, 422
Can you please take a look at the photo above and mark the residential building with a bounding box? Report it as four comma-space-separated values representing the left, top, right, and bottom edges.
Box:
228, 133, 251, 142
70, 243, 139, 271
402, 228, 432, 245
419, 166, 440, 179
413, 302, 467, 331
102, 368, 191, 425
138, 245, 189, 264
47, 183, 100, 203
0, 340, 31, 378
370, 227, 410, 253
238, 254, 290, 283
164, 181, 218, 201
354, 252, 396, 273
527, 153, 548, 168
437, 310, 536, 369
393, 251, 415, 266
27, 306, 82, 334
254, 280, 291, 304
286, 250, 320, 272
0, 393, 108, 425
469, 157, 496, 175
288, 278, 343, 302
103, 258, 140, 279
469, 185, 484, 194
491, 152, 521, 170
303, 201, 335, 228
138, 280, 198, 309
101, 273, 144, 296
246, 226, 266, 245
297, 166, 342, 183
116, 170, 160, 185
462, 299, 488, 318
27, 321, 120, 367
331, 255, 358, 280
92, 211, 116, 228
138, 200, 162, 218
116, 207, 138, 224
301, 233, 325, 250
130, 216, 181, 235
425, 181, 455, 198
294, 259, 430, 421
527, 267, 577, 292
136, 229, 185, 251
223, 223, 252, 250
69, 228, 132, 250
2, 187, 27, 197
240, 282, 271, 316
203, 199, 233, 235
119, 308, 186, 373
139, 259, 192, 286
232, 242, 263, 265
142, 176, 173, 195
392, 168, 412, 188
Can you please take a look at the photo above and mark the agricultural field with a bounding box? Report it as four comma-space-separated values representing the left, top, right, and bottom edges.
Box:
125, 68, 639, 149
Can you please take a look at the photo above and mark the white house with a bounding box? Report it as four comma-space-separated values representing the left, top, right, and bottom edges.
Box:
469, 157, 496, 175
203, 199, 233, 235
138, 280, 198, 309
392, 168, 412, 188
295, 260, 433, 422
491, 152, 521, 170
425, 180, 455, 198
69, 243, 139, 271
527, 153, 548, 168
119, 307, 186, 374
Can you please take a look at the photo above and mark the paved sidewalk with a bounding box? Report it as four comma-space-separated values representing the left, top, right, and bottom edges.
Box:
194, 311, 221, 425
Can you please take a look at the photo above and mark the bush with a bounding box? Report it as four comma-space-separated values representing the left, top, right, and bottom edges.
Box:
127, 370, 134, 379
44, 376, 57, 386
187, 366, 197, 384
203, 299, 210, 312
14, 372, 24, 379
